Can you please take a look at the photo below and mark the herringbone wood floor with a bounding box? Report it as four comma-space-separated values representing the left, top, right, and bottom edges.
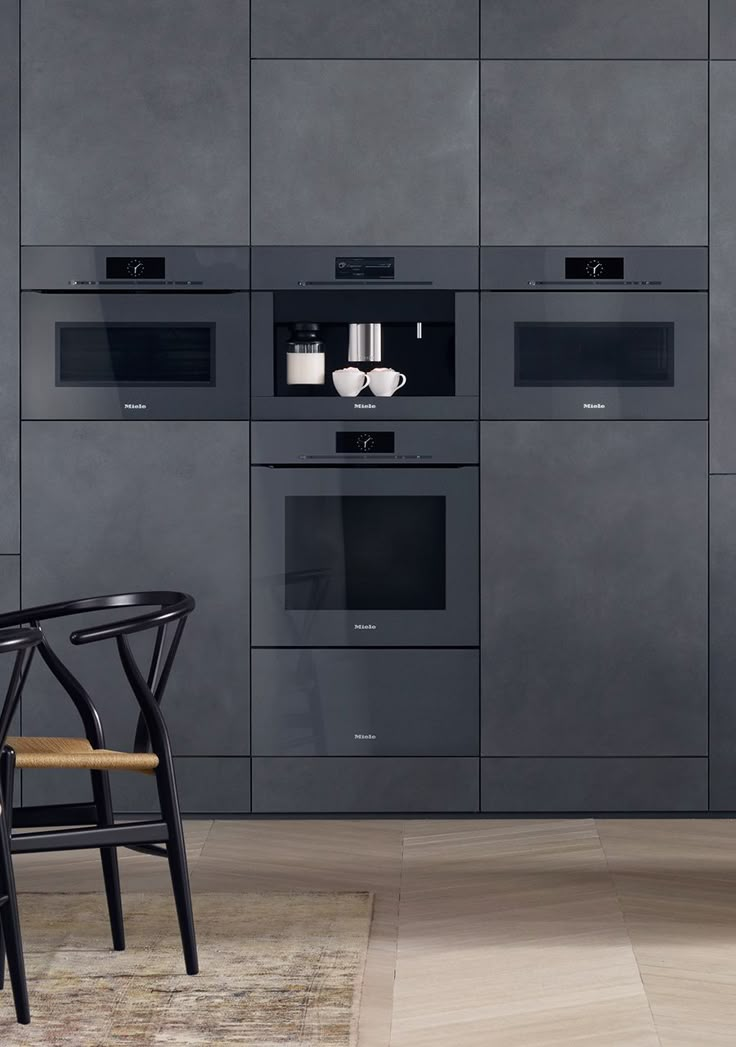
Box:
12, 818, 736, 1045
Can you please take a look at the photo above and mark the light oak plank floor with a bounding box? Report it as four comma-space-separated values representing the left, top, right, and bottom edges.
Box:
12, 818, 736, 1046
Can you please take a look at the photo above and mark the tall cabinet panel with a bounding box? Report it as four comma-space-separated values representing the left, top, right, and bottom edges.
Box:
250, 60, 478, 245
481, 422, 708, 808
20, 0, 249, 245
709, 478, 736, 809
0, 0, 19, 552
710, 63, 736, 472
252, 0, 479, 58
481, 61, 707, 245
481, 1, 707, 59
20, 422, 250, 811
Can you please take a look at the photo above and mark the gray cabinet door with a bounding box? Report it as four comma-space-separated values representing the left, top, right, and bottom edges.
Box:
481, 422, 708, 758
251, 61, 478, 245
481, 61, 707, 246
710, 63, 736, 473
711, 2, 736, 59
21, 1, 249, 245
481, 1, 707, 59
0, 0, 19, 552
20, 422, 249, 766
252, 757, 478, 813
710, 477, 736, 809
22, 758, 250, 815
481, 758, 708, 813
252, 0, 479, 58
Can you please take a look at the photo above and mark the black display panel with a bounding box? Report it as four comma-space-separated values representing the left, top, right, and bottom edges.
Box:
514, 322, 674, 387
335, 431, 395, 453
284, 495, 445, 610
335, 256, 394, 280
106, 256, 166, 279
565, 257, 624, 280
57, 323, 214, 386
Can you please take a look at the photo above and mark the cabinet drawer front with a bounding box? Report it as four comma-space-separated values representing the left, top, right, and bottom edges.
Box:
481, 758, 707, 812
252, 649, 478, 756
252, 758, 479, 813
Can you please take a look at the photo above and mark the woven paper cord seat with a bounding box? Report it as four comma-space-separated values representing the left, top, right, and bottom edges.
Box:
6, 736, 159, 773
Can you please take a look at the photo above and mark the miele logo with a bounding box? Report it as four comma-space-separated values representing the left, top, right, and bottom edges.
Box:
354, 402, 376, 409
354, 733, 377, 741
583, 403, 606, 410
354, 624, 377, 631
124, 403, 147, 410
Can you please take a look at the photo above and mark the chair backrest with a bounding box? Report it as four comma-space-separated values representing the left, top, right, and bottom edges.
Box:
0, 628, 44, 749
0, 594, 194, 759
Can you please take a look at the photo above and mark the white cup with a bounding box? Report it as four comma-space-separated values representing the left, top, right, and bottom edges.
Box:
367, 367, 407, 397
332, 367, 370, 397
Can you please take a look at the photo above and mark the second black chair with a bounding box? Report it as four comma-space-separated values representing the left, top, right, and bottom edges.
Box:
0, 592, 199, 977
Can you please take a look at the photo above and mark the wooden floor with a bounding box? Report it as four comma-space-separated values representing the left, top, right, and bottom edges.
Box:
11, 818, 736, 1046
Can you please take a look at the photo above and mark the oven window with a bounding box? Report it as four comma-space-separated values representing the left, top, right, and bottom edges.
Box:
515, 322, 674, 387
284, 496, 446, 610
56, 323, 214, 386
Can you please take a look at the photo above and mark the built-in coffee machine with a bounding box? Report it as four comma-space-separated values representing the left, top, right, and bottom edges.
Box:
251, 247, 479, 419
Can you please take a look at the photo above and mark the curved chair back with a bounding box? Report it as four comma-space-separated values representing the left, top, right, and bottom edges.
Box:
0, 628, 44, 751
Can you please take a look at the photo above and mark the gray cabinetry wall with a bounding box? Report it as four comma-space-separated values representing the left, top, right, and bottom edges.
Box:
710, 62, 736, 473
481, 422, 708, 807
250, 60, 479, 245
481, 1, 708, 59
480, 61, 708, 245
20, 0, 250, 245
0, 0, 19, 553
252, 0, 479, 58
20, 422, 250, 810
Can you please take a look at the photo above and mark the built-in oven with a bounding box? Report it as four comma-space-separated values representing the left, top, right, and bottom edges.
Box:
251, 247, 479, 420
21, 246, 249, 419
250, 421, 478, 646
481, 247, 708, 419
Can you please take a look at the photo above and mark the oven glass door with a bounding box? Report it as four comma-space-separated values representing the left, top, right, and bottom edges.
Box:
22, 292, 249, 419
481, 291, 707, 420
251, 467, 478, 646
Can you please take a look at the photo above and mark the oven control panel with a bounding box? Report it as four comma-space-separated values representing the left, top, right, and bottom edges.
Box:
336, 431, 395, 453
106, 255, 166, 279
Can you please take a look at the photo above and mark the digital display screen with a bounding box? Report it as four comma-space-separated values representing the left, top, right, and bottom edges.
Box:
106, 256, 166, 279
335, 256, 395, 280
565, 257, 624, 280
336, 431, 395, 453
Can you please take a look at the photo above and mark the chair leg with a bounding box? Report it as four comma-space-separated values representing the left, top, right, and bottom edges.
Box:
156, 763, 198, 975
0, 747, 17, 993
90, 770, 125, 952
0, 806, 29, 1024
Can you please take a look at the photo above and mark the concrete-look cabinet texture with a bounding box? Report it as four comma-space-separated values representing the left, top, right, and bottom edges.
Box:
20, 0, 250, 245
19, 423, 250, 813
481, 60, 708, 246
480, 1, 708, 59
251, 0, 480, 58
0, 0, 19, 553
710, 62, 736, 473
481, 422, 708, 809
250, 60, 479, 245
709, 478, 736, 809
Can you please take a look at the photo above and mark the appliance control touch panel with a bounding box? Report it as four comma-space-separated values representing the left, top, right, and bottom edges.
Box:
336, 431, 395, 453
106, 256, 166, 279
335, 256, 395, 280
565, 256, 624, 280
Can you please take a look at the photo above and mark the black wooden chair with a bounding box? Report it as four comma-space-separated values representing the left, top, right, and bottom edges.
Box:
0, 592, 198, 977
0, 625, 44, 1025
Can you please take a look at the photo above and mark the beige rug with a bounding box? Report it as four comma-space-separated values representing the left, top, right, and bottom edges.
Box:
0, 891, 374, 1046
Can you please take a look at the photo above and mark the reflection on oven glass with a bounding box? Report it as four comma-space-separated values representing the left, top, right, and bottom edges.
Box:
284, 496, 446, 610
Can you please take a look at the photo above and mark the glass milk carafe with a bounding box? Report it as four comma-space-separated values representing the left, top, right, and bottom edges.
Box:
286, 322, 325, 385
